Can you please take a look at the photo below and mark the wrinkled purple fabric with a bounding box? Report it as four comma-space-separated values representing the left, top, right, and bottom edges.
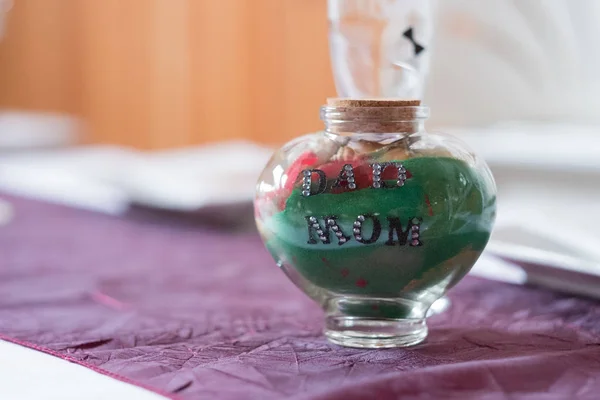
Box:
1, 195, 600, 400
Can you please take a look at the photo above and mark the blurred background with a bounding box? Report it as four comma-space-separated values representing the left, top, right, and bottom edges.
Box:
3, 0, 600, 147
0, 0, 336, 148
1, 0, 600, 289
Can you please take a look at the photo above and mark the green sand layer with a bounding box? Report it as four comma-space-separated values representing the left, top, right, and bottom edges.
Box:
264, 156, 496, 303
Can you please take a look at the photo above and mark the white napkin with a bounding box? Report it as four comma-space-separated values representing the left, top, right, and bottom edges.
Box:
0, 142, 272, 215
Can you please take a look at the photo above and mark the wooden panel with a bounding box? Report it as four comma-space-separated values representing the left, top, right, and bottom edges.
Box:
151, 0, 192, 148
249, 0, 287, 144
0, 0, 80, 113
284, 0, 335, 141
0, 0, 337, 148
189, 0, 252, 146
78, 0, 154, 147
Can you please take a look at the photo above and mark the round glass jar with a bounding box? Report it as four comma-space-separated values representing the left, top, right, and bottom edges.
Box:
255, 99, 496, 348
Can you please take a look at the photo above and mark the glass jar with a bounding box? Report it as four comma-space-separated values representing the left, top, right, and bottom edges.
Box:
254, 99, 496, 348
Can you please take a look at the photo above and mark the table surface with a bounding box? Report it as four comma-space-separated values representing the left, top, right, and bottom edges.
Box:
1, 195, 600, 400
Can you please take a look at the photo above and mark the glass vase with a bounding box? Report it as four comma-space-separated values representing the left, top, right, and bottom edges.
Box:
255, 99, 496, 348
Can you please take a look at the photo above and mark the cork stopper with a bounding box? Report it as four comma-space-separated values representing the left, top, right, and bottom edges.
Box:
324, 98, 424, 134
326, 98, 421, 107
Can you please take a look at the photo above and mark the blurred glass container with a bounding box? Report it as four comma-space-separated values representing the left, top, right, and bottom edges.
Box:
328, 0, 433, 99
0, 0, 14, 227
255, 99, 496, 348
0, 0, 11, 37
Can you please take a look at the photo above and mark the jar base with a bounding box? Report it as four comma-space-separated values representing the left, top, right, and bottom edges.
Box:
324, 315, 427, 348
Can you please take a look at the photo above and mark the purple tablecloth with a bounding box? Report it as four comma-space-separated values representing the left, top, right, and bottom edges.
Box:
1, 195, 600, 399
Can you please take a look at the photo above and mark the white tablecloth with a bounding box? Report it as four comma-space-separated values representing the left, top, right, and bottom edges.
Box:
0, 340, 165, 400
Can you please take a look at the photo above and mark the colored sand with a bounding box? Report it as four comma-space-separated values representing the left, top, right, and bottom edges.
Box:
264, 156, 496, 304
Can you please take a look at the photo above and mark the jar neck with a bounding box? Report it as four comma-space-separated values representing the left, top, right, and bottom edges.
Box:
321, 105, 429, 136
